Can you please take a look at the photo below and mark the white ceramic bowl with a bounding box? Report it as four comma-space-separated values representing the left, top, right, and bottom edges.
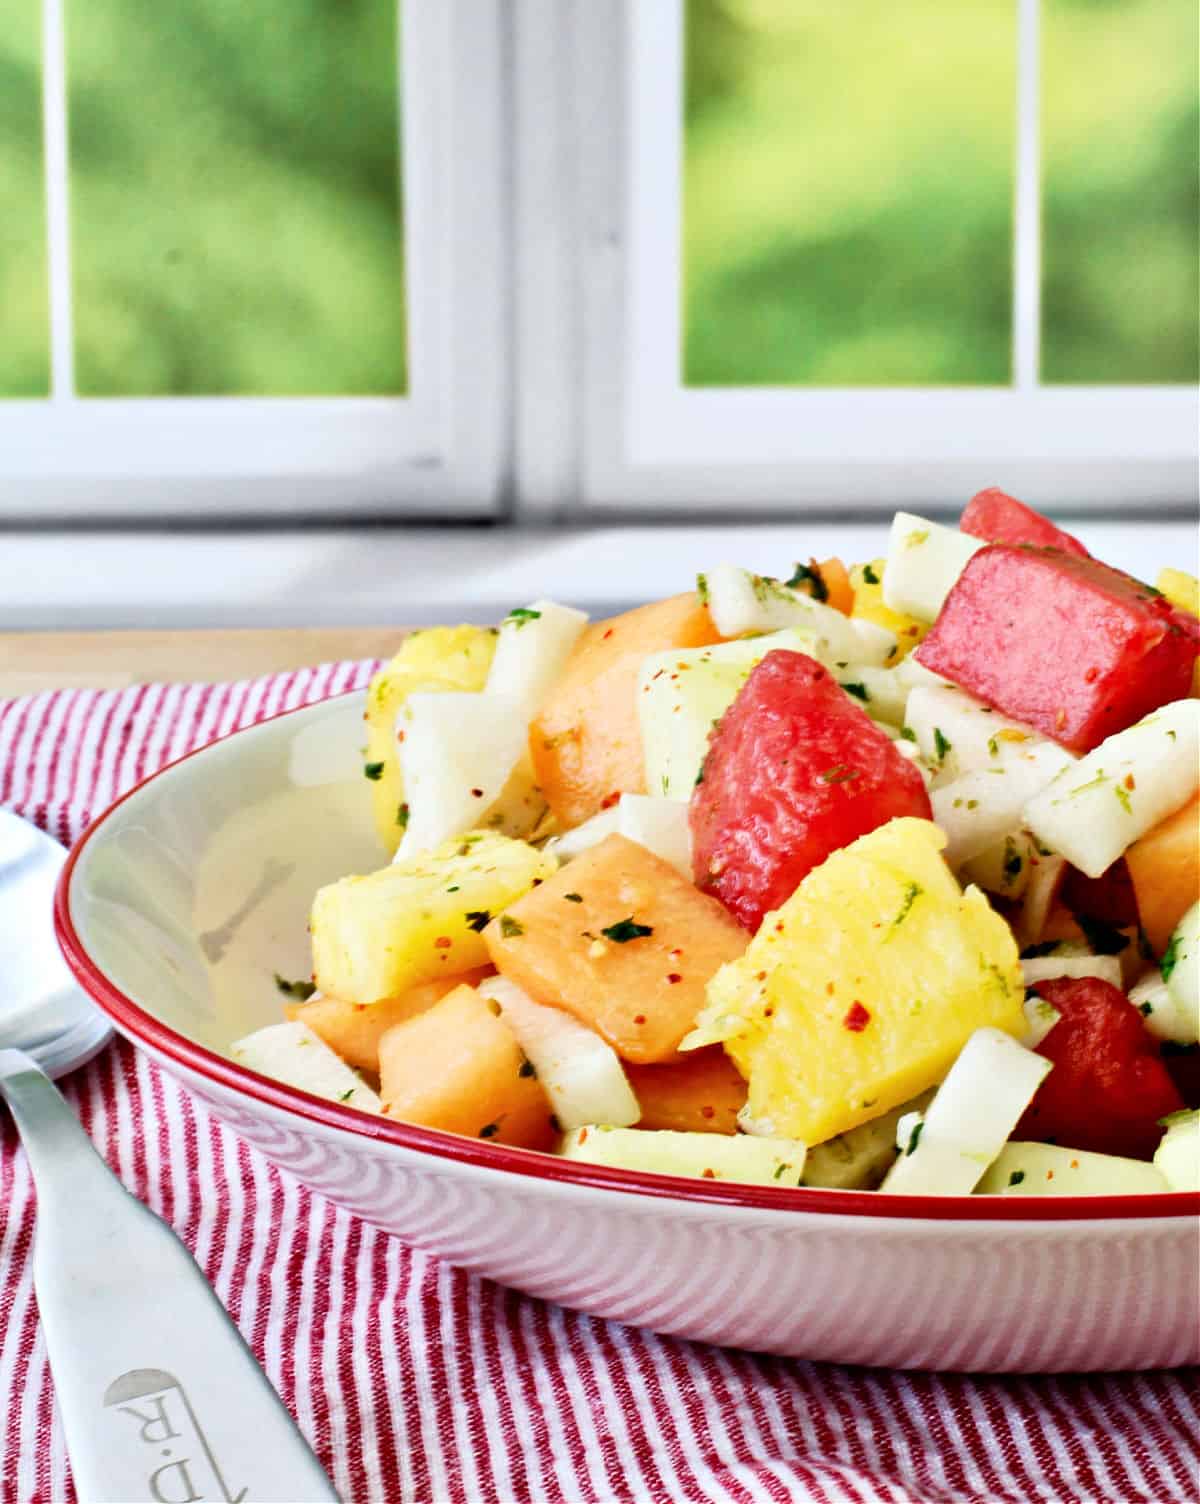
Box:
56, 691, 1200, 1373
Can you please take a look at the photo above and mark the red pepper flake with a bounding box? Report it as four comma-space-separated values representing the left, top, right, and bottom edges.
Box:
434, 936, 452, 949
1124, 772, 1135, 790
825, 981, 835, 996
666, 973, 682, 985
1084, 667, 1099, 683
668, 948, 683, 962
701, 1168, 716, 1179
700, 1105, 715, 1119
470, 787, 484, 798
578, 1128, 589, 1144
843, 1000, 871, 1032
601, 791, 620, 810
633, 1013, 646, 1025
1055, 708, 1067, 731
755, 970, 767, 982
602, 628, 615, 640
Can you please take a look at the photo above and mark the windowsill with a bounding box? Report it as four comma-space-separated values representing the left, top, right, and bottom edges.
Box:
1, 518, 1195, 631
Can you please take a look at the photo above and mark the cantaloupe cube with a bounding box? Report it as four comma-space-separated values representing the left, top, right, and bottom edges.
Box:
529, 592, 721, 828
688, 818, 1024, 1145
483, 833, 748, 1064
364, 626, 498, 853
285, 965, 494, 1074
311, 831, 555, 1005
625, 1047, 747, 1135
378, 984, 555, 1149
1125, 795, 1200, 955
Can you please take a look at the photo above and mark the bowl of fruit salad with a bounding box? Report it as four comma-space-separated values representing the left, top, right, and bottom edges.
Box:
56, 490, 1199, 1372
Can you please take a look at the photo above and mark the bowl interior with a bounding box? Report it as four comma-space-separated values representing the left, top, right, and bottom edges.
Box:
66, 693, 384, 1057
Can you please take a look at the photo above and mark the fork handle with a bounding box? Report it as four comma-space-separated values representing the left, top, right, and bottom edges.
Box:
0, 1049, 339, 1504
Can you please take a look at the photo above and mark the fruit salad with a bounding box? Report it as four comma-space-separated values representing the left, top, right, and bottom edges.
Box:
233, 489, 1200, 1197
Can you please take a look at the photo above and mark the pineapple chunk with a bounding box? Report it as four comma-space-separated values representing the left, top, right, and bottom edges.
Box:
364, 626, 498, 853
850, 559, 928, 660
312, 831, 556, 1005
1156, 568, 1199, 619
687, 818, 1024, 1145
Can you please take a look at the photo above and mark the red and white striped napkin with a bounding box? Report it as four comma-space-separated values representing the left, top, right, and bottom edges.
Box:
2, 666, 1197, 1504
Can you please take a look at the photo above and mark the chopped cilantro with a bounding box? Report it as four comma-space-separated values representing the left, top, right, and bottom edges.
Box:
1114, 784, 1133, 814
661, 774, 670, 795
600, 917, 653, 943
905, 1120, 924, 1156
363, 761, 385, 781
1068, 770, 1108, 797
518, 1057, 537, 1079
891, 881, 923, 928
339, 1088, 356, 1102
933, 727, 952, 763
772, 1162, 788, 1181
1077, 914, 1130, 957
499, 915, 525, 939
842, 682, 870, 703
464, 910, 492, 933
1003, 839, 1023, 880
904, 529, 929, 549
899, 725, 916, 742
504, 607, 542, 629
862, 563, 880, 585
564, 892, 584, 904
818, 765, 860, 784
1008, 1170, 1025, 1187
1160, 932, 1181, 981
694, 763, 706, 787
1139, 1001, 1153, 1017
785, 561, 829, 602
478, 1122, 500, 1139
274, 973, 316, 1002
696, 572, 709, 605
1019, 941, 1060, 959
396, 802, 410, 829
987, 736, 999, 758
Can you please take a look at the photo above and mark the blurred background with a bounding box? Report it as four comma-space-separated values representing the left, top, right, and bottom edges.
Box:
0, 0, 1196, 637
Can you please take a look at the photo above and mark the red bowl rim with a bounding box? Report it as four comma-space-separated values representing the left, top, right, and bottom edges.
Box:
53, 689, 1200, 1225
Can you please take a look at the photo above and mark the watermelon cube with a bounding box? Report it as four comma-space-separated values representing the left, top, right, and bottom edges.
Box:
915, 544, 1196, 753
689, 650, 932, 931
960, 488, 1090, 558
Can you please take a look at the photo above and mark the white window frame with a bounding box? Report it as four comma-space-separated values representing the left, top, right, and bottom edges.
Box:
516, 0, 1197, 518
0, 0, 509, 521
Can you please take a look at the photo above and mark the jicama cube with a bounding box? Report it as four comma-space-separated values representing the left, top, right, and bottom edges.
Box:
312, 831, 556, 1005
543, 795, 692, 876
531, 592, 721, 828
703, 565, 896, 666
485, 599, 589, 717
231, 1021, 381, 1114
832, 665, 909, 727
931, 741, 1076, 868
1124, 795, 1199, 953
1163, 902, 1198, 1035
484, 833, 748, 1064
364, 626, 498, 853
960, 831, 1037, 900
478, 976, 641, 1132
976, 1142, 1170, 1196
560, 1124, 806, 1187
881, 513, 983, 623
1153, 1110, 1199, 1193
904, 684, 1053, 784
915, 545, 1197, 753
1015, 850, 1067, 948
286, 967, 493, 1073
689, 652, 932, 932
624, 1047, 747, 1135
687, 819, 1024, 1145
1024, 700, 1199, 878
638, 628, 817, 799
801, 1091, 935, 1190
396, 691, 535, 858
543, 807, 620, 863
1127, 970, 1197, 1048
880, 1028, 1050, 1195
959, 488, 1090, 557
378, 984, 555, 1149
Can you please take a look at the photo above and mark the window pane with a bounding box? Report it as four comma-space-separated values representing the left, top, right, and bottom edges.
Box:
67, 0, 407, 396
1, 0, 50, 396
683, 0, 1016, 387
1042, 0, 1198, 385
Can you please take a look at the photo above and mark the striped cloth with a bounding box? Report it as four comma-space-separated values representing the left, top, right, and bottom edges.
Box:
1, 666, 1197, 1504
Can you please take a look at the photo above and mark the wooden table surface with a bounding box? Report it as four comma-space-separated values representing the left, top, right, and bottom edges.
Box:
0, 628, 407, 700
